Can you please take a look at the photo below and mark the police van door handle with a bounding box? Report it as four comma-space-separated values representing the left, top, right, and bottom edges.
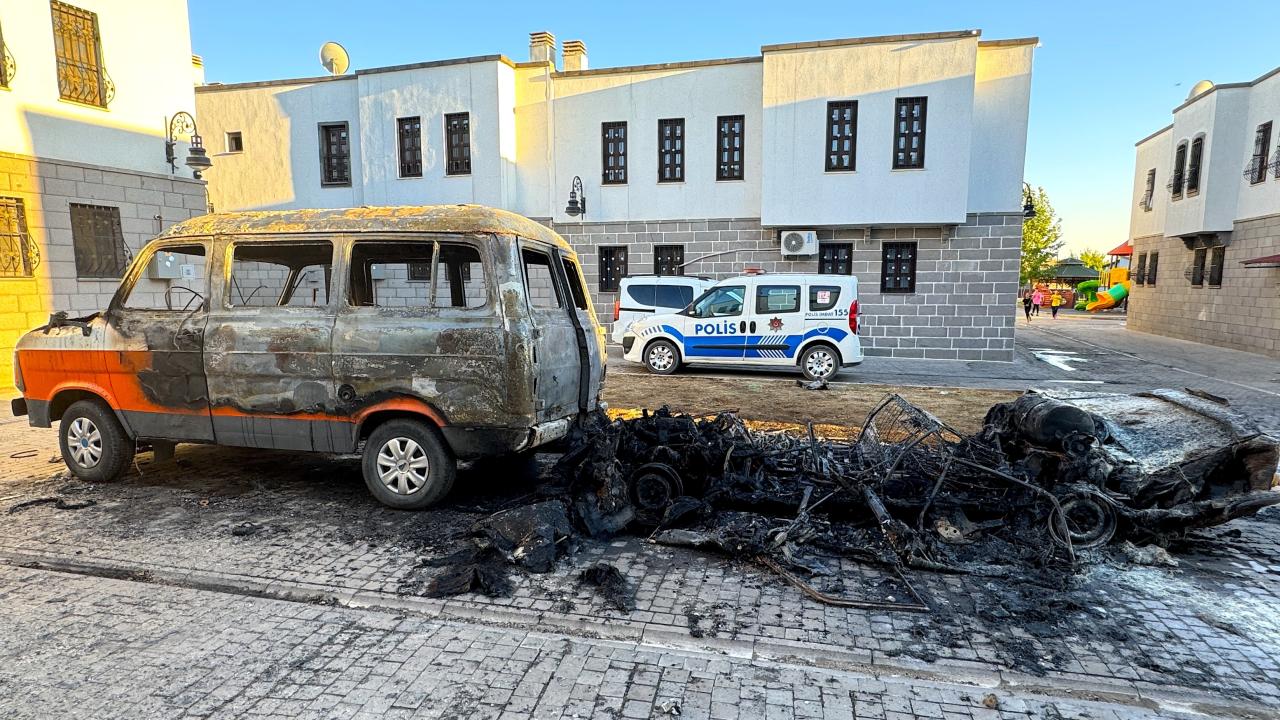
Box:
739, 321, 746, 333
749, 321, 756, 333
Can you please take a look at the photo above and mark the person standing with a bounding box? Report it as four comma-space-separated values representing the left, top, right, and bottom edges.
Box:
1031, 287, 1044, 316
1022, 292, 1033, 323
1051, 291, 1063, 319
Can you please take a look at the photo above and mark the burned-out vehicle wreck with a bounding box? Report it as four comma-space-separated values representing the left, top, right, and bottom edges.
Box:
10, 205, 606, 509
431, 389, 1279, 607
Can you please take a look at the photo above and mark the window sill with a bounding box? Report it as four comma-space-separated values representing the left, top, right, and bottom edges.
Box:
398, 174, 424, 180
444, 172, 472, 178
1185, 190, 1199, 198
715, 178, 745, 183
58, 97, 109, 111
824, 169, 856, 174
602, 182, 627, 187
890, 167, 926, 172
657, 180, 685, 185
320, 183, 352, 188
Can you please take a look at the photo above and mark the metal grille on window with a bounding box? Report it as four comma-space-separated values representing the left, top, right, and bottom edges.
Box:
1148, 252, 1159, 285
1246, 122, 1271, 184
1191, 248, 1207, 286
0, 197, 38, 278
716, 115, 744, 180
398, 116, 422, 178
892, 97, 927, 169
1170, 143, 1186, 197
1134, 253, 1147, 285
599, 246, 627, 292
880, 242, 916, 293
319, 123, 350, 186
0, 21, 14, 89
1186, 138, 1203, 194
51, 2, 111, 107
654, 245, 684, 276
69, 203, 128, 279
1139, 169, 1155, 210
819, 243, 853, 275
1208, 246, 1225, 286
826, 102, 857, 171
445, 113, 471, 175
602, 121, 627, 184
658, 119, 684, 183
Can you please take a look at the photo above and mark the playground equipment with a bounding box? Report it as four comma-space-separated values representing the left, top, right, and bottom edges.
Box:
1086, 280, 1129, 311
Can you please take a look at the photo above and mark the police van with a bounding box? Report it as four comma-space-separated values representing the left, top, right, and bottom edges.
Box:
620, 273, 861, 380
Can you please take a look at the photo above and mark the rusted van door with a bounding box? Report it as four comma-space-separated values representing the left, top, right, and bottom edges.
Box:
556, 252, 605, 411
203, 238, 340, 450
520, 244, 582, 422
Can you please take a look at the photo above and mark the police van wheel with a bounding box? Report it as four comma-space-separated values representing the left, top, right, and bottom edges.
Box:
59, 399, 134, 483
362, 420, 456, 510
644, 340, 680, 375
800, 345, 839, 381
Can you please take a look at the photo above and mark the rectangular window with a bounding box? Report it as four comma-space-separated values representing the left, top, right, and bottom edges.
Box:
433, 244, 486, 308
602, 121, 627, 184
51, 2, 107, 107
1208, 245, 1225, 287
560, 256, 589, 310
1249, 122, 1271, 184
397, 116, 422, 178
1191, 247, 1207, 286
1141, 169, 1156, 211
1171, 143, 1187, 198
351, 243, 486, 308
1147, 252, 1159, 286
809, 286, 841, 311
229, 242, 333, 307
892, 97, 927, 169
225, 131, 243, 153
522, 248, 563, 309
318, 122, 351, 186
755, 285, 801, 314
445, 112, 471, 176
658, 118, 684, 183
818, 243, 853, 275
599, 246, 627, 292
1186, 138, 1203, 194
880, 242, 917, 293
655, 285, 694, 309
654, 245, 684, 276
716, 115, 745, 180
69, 203, 127, 278
0, 197, 34, 278
1134, 253, 1147, 285
825, 101, 857, 172
123, 245, 206, 311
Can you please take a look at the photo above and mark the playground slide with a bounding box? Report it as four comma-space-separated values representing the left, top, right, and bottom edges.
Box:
1086, 280, 1129, 311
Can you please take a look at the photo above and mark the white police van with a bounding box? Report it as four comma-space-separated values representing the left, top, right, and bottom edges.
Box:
621, 273, 861, 380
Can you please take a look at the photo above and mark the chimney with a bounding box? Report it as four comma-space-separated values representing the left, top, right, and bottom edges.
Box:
562, 40, 587, 72
529, 31, 556, 66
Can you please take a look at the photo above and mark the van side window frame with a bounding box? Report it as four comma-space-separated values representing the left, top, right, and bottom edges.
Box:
344, 235, 491, 311
520, 244, 566, 311
223, 237, 337, 311
108, 237, 213, 315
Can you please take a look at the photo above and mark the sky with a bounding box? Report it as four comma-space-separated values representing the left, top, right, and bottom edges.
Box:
189, 0, 1277, 258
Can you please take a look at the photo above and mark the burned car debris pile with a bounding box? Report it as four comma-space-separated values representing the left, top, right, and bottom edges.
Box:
429, 389, 1279, 611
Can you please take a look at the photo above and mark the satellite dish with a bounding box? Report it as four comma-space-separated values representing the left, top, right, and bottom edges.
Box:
319, 42, 350, 75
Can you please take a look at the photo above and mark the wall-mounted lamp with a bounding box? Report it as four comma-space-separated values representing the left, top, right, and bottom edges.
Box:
564, 176, 586, 218
1022, 181, 1037, 218
165, 111, 212, 179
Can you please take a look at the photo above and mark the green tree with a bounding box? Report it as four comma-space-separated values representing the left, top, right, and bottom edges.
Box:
1079, 249, 1107, 273
1020, 186, 1064, 286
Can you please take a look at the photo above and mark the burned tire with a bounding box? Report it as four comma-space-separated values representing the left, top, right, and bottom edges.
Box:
1057, 492, 1117, 548
362, 419, 455, 510
644, 339, 680, 375
799, 344, 839, 381
58, 399, 134, 483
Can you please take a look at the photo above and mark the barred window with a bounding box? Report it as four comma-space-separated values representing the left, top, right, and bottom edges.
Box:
892, 97, 927, 169
1171, 142, 1187, 198
602, 121, 627, 184
51, 1, 108, 107
1140, 169, 1155, 211
445, 112, 471, 176
69, 203, 128, 279
318, 122, 351, 186
818, 243, 853, 275
0, 197, 35, 278
1134, 253, 1147, 285
880, 242, 916, 293
1248, 122, 1271, 185
1186, 138, 1203, 194
654, 245, 684, 276
1208, 246, 1225, 287
1147, 252, 1159, 286
716, 115, 744, 180
658, 118, 684, 183
0, 21, 11, 88
397, 116, 422, 178
599, 246, 627, 292
1191, 247, 1206, 286
825, 101, 857, 171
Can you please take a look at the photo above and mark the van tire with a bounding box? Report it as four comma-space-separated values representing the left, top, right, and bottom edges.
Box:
58, 399, 134, 483
799, 344, 840, 381
643, 339, 681, 375
362, 419, 456, 509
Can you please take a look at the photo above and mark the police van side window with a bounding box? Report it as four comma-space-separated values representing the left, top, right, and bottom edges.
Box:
625, 284, 657, 307
655, 285, 694, 309
691, 285, 744, 318
756, 285, 800, 314
809, 286, 841, 311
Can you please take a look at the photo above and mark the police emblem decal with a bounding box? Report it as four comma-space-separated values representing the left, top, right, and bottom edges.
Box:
768, 317, 783, 331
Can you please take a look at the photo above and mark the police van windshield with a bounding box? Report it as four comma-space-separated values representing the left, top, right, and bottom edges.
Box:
688, 285, 745, 318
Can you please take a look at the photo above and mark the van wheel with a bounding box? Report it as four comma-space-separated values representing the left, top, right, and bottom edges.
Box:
58, 400, 134, 482
800, 344, 840, 381
362, 419, 455, 509
644, 339, 680, 375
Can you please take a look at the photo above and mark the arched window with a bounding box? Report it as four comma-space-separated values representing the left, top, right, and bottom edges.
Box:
1171, 142, 1188, 198
1186, 137, 1204, 194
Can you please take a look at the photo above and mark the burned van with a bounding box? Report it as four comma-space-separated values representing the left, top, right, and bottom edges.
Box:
11, 206, 606, 509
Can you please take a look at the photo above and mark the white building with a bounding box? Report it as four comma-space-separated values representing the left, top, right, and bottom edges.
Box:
0, 0, 207, 389
196, 29, 1036, 360
1127, 67, 1280, 358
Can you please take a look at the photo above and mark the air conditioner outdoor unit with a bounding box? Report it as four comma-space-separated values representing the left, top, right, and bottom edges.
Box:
780, 229, 818, 257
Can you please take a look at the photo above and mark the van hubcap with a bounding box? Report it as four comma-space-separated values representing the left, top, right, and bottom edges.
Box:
66, 417, 103, 469
648, 344, 675, 371
376, 437, 429, 495
805, 349, 835, 379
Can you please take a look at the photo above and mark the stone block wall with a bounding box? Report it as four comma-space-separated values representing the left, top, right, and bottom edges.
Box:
1128, 214, 1280, 358
552, 212, 1021, 361
0, 151, 206, 392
